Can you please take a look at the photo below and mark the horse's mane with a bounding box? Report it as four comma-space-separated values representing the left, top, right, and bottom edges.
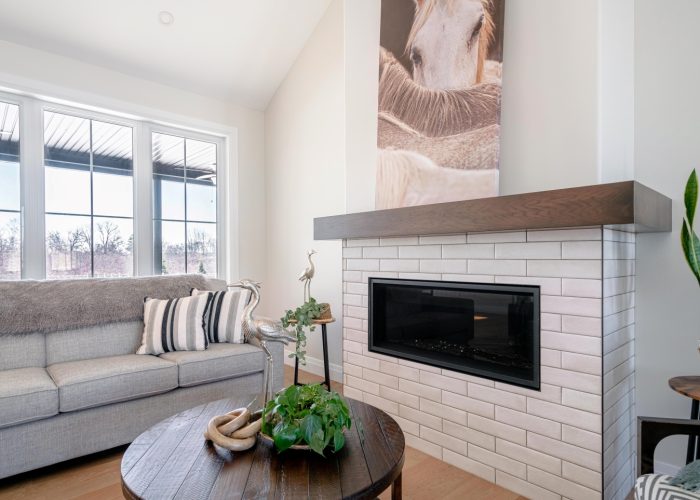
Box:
407, 0, 495, 84
378, 47, 500, 137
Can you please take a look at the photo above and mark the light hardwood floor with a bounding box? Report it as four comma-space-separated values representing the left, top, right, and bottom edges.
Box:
0, 366, 525, 500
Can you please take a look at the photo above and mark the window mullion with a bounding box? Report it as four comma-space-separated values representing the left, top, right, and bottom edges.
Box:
183, 139, 188, 274
134, 122, 153, 276
88, 119, 95, 277
217, 136, 230, 282
20, 98, 45, 279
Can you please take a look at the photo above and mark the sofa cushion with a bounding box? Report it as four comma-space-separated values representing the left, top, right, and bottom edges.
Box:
0, 367, 58, 429
160, 343, 264, 388
47, 355, 178, 412
0, 333, 45, 371
46, 321, 143, 365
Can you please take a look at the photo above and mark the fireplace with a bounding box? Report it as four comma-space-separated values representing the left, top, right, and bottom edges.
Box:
369, 278, 540, 389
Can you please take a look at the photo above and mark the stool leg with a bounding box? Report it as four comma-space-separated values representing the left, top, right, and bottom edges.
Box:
322, 324, 331, 391
687, 399, 699, 464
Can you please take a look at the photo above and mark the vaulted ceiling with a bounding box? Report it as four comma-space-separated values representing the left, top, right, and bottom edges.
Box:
0, 0, 332, 110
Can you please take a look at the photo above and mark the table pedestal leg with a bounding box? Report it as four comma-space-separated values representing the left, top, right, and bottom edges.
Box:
687, 399, 700, 464
391, 473, 402, 500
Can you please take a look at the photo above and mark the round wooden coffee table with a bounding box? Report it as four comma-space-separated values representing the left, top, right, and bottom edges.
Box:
121, 396, 405, 499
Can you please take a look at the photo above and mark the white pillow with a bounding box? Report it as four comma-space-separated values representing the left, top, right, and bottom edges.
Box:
137, 294, 211, 355
191, 288, 251, 344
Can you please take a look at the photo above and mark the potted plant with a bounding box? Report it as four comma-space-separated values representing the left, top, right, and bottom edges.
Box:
682, 169, 700, 283
260, 384, 352, 456
281, 298, 331, 364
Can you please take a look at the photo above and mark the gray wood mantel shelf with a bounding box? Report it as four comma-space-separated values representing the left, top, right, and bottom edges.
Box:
314, 181, 672, 240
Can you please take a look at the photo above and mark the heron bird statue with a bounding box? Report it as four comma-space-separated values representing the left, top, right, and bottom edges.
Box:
298, 249, 317, 302
228, 279, 296, 409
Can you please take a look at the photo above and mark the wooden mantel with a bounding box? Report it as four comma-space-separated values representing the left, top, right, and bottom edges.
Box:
314, 181, 672, 240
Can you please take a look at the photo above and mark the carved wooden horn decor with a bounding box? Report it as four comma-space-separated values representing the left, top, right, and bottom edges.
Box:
203, 408, 261, 452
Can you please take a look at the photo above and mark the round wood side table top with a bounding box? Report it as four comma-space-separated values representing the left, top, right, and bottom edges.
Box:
286, 317, 336, 325
121, 395, 405, 499
669, 376, 700, 400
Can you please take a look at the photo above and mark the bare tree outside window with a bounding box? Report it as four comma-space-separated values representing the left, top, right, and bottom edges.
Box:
0, 215, 20, 279
44, 112, 134, 278
0, 101, 21, 279
153, 133, 217, 277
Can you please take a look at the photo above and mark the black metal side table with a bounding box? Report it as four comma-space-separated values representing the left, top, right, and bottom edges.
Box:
669, 376, 700, 463
293, 317, 335, 391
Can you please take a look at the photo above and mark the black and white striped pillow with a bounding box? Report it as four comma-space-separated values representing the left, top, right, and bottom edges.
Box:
635, 474, 700, 499
136, 294, 212, 355
191, 288, 250, 344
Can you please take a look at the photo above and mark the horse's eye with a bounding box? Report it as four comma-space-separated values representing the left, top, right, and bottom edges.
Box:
410, 48, 423, 66
473, 15, 484, 36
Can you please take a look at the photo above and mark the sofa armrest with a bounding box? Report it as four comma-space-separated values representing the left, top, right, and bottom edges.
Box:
638, 416, 700, 475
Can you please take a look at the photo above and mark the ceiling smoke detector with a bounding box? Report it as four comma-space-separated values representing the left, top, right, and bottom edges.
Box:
158, 11, 174, 26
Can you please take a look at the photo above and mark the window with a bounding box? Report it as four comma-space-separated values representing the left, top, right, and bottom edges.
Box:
0, 91, 228, 281
152, 133, 217, 277
44, 111, 134, 278
0, 101, 21, 280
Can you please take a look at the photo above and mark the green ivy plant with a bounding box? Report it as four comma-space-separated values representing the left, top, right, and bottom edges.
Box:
261, 384, 352, 456
281, 297, 325, 364
682, 169, 700, 284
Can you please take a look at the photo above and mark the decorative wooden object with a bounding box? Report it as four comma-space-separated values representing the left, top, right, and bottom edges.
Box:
314, 181, 672, 240
121, 396, 405, 499
203, 407, 261, 452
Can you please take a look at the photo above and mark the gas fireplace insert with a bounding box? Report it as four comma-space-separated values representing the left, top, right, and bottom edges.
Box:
369, 278, 540, 389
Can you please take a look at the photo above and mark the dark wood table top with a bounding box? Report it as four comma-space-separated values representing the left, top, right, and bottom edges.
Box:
669, 376, 700, 400
121, 396, 405, 499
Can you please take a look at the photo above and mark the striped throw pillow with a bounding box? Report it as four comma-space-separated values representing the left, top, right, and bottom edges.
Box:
136, 294, 212, 355
191, 288, 251, 344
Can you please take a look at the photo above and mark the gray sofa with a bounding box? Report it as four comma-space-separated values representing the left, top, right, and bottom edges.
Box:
0, 275, 283, 479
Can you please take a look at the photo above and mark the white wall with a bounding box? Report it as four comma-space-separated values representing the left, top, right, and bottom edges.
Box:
634, 0, 700, 471
0, 39, 266, 283
344, 0, 380, 213
263, 0, 345, 379
499, 0, 601, 195
599, 0, 635, 183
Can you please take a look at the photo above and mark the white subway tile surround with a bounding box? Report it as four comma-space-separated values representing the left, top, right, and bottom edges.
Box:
342, 228, 635, 500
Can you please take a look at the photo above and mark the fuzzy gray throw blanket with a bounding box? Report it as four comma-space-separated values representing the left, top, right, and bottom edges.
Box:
670, 459, 700, 492
0, 275, 226, 336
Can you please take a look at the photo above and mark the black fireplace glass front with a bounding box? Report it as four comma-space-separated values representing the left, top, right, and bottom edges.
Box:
369, 278, 540, 389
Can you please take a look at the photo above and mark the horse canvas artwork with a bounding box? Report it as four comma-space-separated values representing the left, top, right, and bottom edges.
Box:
376, 0, 505, 209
